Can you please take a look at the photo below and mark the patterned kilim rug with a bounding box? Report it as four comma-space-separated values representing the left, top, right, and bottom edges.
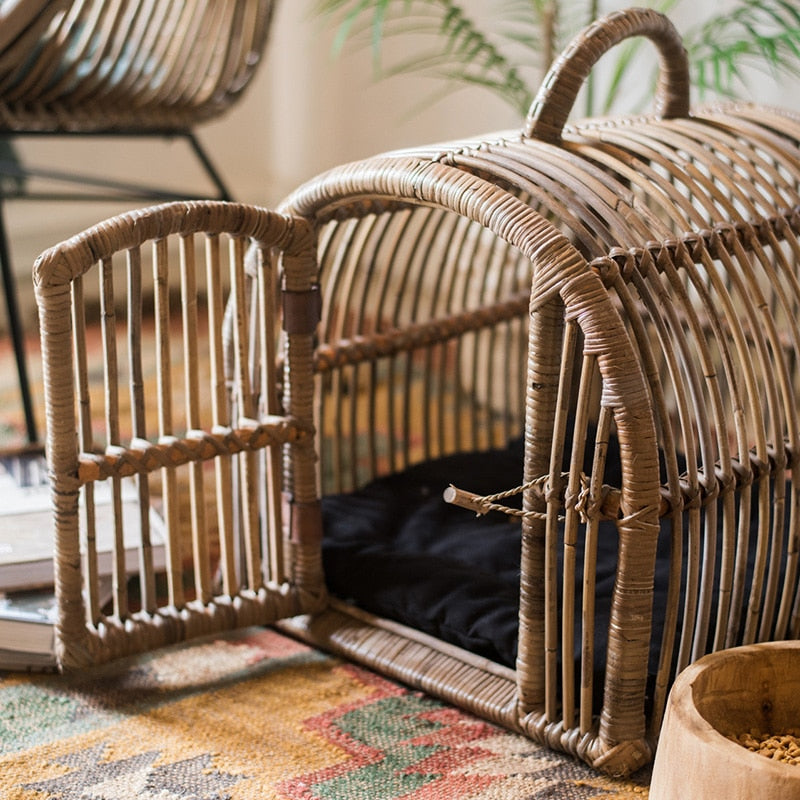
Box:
0, 626, 651, 800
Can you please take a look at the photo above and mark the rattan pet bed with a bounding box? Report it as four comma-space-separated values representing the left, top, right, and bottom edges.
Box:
34, 7, 800, 778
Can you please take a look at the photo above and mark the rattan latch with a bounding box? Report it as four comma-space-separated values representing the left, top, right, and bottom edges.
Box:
444, 473, 593, 523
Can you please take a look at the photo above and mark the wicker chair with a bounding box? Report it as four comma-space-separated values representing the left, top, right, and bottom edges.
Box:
35, 6, 800, 780
1, 0, 276, 445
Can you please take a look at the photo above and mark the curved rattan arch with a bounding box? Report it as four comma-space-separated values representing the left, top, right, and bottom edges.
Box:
282, 155, 663, 773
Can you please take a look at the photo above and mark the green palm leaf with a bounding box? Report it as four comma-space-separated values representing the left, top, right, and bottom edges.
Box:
316, 0, 800, 119
684, 0, 800, 97
316, 0, 539, 114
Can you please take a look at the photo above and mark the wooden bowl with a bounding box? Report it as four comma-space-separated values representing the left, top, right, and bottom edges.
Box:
650, 641, 800, 799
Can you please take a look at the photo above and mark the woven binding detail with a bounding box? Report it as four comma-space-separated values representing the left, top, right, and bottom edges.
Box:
77, 416, 310, 483
314, 291, 530, 372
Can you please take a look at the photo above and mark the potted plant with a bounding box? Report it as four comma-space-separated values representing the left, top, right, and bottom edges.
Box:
315, 0, 800, 118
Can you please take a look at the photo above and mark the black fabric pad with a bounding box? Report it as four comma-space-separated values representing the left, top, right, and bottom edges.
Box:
321, 440, 528, 667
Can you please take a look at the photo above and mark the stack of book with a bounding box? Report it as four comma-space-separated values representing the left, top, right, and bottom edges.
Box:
0, 451, 165, 670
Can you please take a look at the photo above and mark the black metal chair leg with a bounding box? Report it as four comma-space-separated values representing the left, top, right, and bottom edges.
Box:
0, 198, 37, 445
184, 132, 233, 201
0, 130, 233, 449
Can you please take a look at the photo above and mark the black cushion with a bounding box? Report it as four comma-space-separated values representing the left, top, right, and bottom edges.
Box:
322, 441, 527, 666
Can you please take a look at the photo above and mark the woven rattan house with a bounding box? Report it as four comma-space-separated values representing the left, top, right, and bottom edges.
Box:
33, 8, 800, 776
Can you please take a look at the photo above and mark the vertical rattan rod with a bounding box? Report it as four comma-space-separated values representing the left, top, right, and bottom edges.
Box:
482, 232, 510, 449
550, 319, 579, 727
437, 215, 470, 456
71, 275, 101, 624
392, 212, 431, 468
742, 478, 773, 645
38, 265, 84, 666
759, 225, 800, 639
335, 217, 375, 488
99, 255, 129, 618
205, 233, 238, 596
328, 366, 345, 492
388, 210, 427, 474
278, 234, 321, 589
633, 263, 701, 673
778, 460, 800, 638
615, 265, 685, 735
404, 209, 439, 461
346, 358, 362, 488
358, 216, 393, 481
126, 245, 158, 615
488, 240, 517, 447
562, 350, 596, 732
257, 245, 285, 585
314, 221, 345, 492
420, 210, 459, 459
313, 374, 328, 493
516, 296, 564, 714
379, 212, 415, 475
468, 232, 500, 451
154, 237, 184, 608
461, 231, 490, 455
230, 235, 262, 589
580, 400, 610, 735
180, 233, 212, 603
788, 479, 800, 638
726, 483, 754, 647
72, 275, 90, 452
496, 317, 513, 446
328, 282, 348, 491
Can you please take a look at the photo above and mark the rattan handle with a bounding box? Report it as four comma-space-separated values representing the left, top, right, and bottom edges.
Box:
524, 7, 690, 143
